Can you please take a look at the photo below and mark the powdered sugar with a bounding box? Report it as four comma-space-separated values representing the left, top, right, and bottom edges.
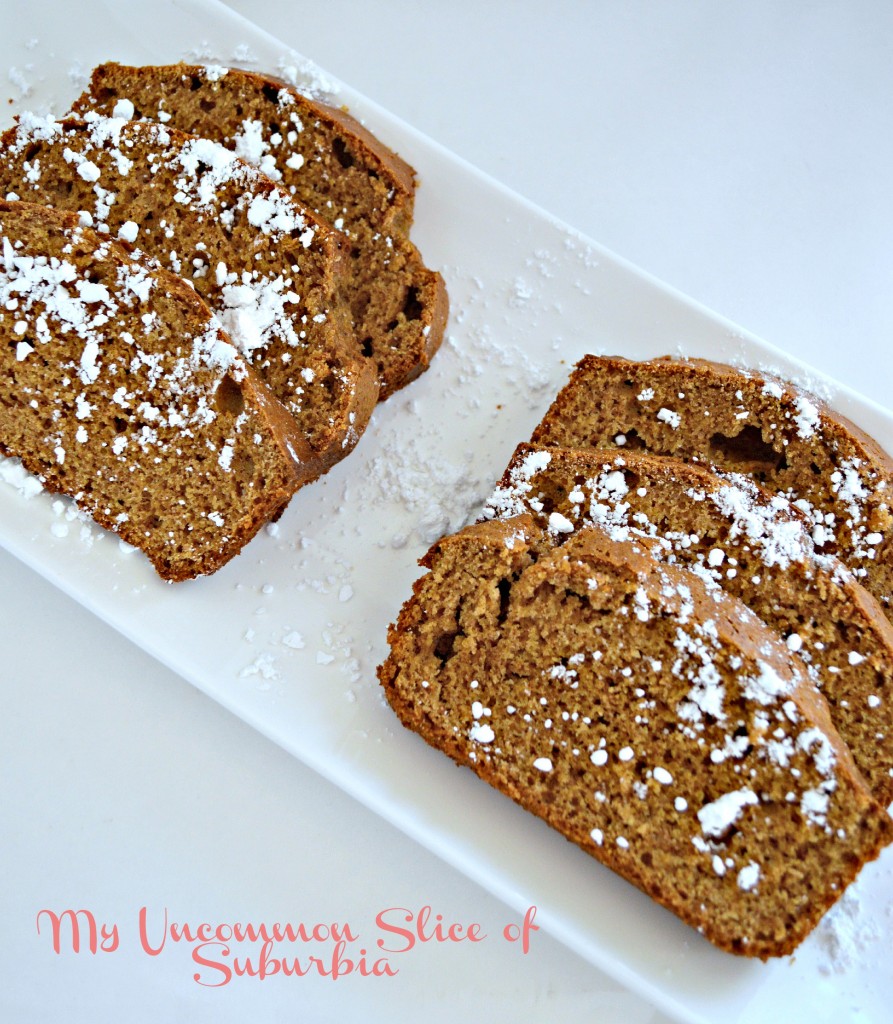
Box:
814, 889, 882, 975
357, 427, 486, 548
1, 113, 338, 421
742, 660, 794, 706
275, 52, 338, 101
656, 407, 681, 429
697, 789, 758, 838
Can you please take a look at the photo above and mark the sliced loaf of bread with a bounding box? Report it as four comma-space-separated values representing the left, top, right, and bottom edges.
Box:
71, 62, 449, 399
379, 515, 893, 958
0, 200, 321, 580
483, 443, 893, 803
0, 113, 378, 470
532, 355, 893, 618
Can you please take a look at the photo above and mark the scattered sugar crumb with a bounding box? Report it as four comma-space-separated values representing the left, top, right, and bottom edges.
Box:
230, 43, 258, 66
8, 65, 34, 98
509, 277, 533, 307
814, 890, 880, 975
275, 51, 337, 100
184, 40, 221, 62
239, 652, 280, 682
68, 60, 89, 88
0, 456, 44, 499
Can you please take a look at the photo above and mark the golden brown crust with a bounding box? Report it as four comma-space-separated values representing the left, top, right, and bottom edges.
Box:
380, 516, 893, 958
0, 201, 321, 581
532, 354, 893, 618
70, 61, 447, 399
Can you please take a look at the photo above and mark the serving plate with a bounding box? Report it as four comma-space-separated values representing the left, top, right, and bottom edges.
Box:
2, 3, 891, 1022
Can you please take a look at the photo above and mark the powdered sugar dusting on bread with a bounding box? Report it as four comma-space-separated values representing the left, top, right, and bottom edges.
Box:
479, 443, 893, 801
533, 356, 893, 616
380, 515, 890, 958
0, 200, 313, 578
0, 113, 366, 441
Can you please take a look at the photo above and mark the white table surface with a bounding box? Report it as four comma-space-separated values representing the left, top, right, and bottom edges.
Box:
2, 2, 892, 1021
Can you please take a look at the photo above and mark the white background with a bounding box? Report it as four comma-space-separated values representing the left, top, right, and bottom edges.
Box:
2, 2, 892, 1022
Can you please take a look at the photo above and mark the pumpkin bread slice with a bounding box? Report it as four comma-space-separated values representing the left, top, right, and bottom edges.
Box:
531, 355, 893, 619
0, 201, 322, 580
0, 113, 378, 471
483, 443, 893, 804
379, 516, 893, 958
71, 61, 449, 399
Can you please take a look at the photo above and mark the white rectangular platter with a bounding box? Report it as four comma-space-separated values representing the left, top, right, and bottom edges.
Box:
2, 3, 891, 1022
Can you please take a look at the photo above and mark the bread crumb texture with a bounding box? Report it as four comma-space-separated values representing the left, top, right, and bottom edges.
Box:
379, 517, 893, 958
0, 201, 316, 580
0, 59, 450, 578
71, 62, 448, 399
483, 443, 893, 804
532, 355, 893, 617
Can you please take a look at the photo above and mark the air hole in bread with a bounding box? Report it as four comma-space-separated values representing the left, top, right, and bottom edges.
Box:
402, 286, 422, 321
496, 577, 512, 624
214, 375, 245, 416
433, 630, 459, 664
91, 86, 114, 106
607, 428, 645, 450
199, 97, 216, 113
538, 493, 557, 517
332, 138, 354, 170
230, 450, 255, 484
708, 425, 786, 475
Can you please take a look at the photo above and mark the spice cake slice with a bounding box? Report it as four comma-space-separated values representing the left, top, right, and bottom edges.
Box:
0, 201, 322, 581
483, 443, 893, 804
71, 61, 449, 399
532, 355, 893, 619
0, 113, 378, 471
378, 516, 893, 958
